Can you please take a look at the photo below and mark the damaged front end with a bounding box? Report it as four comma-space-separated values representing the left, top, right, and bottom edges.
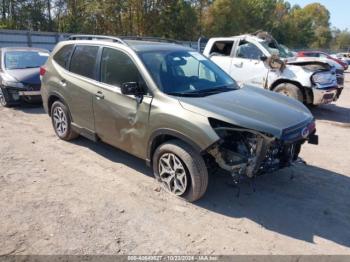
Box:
207, 119, 315, 181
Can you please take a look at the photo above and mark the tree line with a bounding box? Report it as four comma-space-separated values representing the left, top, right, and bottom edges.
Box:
0, 0, 349, 50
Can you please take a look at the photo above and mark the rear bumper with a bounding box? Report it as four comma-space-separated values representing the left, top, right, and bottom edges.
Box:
312, 87, 338, 105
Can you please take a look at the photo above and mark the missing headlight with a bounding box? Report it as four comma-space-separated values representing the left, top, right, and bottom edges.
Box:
207, 119, 302, 179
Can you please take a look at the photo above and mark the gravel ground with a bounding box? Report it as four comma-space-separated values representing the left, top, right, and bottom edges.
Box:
0, 74, 349, 255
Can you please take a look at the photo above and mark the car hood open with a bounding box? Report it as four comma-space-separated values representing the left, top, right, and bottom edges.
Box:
177, 85, 313, 138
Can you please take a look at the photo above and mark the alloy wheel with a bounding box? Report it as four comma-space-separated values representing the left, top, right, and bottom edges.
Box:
280, 89, 291, 97
53, 106, 68, 137
158, 153, 188, 195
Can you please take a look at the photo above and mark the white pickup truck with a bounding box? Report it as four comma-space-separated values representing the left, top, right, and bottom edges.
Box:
202, 33, 341, 105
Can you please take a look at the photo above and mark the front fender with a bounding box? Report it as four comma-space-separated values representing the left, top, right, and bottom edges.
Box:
267, 65, 313, 89
146, 96, 220, 164
146, 128, 213, 165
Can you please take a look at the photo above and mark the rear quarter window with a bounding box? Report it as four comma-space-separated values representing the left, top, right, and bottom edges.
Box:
69, 45, 99, 79
53, 44, 74, 69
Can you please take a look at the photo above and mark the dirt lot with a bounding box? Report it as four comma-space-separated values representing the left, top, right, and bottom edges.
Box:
1, 74, 350, 255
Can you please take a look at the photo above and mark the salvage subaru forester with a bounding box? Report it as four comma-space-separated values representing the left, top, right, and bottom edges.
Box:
41, 35, 318, 202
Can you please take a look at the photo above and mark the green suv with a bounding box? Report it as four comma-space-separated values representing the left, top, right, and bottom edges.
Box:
41, 35, 318, 202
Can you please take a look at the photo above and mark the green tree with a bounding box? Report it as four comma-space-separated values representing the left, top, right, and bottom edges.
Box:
302, 3, 332, 48
156, 0, 198, 40
0, 0, 341, 49
332, 29, 350, 51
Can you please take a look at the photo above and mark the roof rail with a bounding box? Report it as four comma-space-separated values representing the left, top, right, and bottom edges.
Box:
119, 36, 179, 44
67, 34, 181, 46
67, 35, 128, 46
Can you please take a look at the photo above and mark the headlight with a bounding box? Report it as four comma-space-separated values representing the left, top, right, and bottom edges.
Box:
312, 72, 335, 86
1, 80, 24, 88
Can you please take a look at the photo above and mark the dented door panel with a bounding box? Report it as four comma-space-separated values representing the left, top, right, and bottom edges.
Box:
93, 83, 152, 158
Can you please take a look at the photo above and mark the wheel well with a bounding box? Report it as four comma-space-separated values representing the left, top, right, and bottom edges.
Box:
148, 133, 202, 166
270, 79, 307, 102
150, 134, 178, 162
48, 95, 61, 116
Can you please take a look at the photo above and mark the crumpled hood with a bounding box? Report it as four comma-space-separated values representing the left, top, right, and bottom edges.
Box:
289, 57, 343, 70
5, 67, 41, 85
177, 85, 313, 138
286, 57, 333, 69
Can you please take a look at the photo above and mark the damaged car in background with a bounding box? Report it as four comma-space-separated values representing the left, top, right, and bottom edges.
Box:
41, 36, 318, 202
0, 47, 50, 107
201, 31, 342, 106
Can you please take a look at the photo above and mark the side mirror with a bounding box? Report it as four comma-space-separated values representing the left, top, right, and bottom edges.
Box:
266, 55, 285, 71
121, 82, 144, 96
260, 55, 268, 62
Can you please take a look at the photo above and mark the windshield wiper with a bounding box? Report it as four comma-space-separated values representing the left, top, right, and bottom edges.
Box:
166, 92, 204, 97
188, 86, 236, 94
22, 66, 39, 69
9, 66, 39, 69
166, 85, 236, 97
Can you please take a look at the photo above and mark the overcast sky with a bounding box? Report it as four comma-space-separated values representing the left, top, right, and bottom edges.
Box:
287, 0, 349, 31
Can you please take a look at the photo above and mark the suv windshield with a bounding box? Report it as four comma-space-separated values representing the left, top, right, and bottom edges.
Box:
4, 51, 49, 70
139, 50, 237, 96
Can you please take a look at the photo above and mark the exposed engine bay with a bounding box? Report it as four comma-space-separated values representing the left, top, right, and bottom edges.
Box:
207, 120, 303, 180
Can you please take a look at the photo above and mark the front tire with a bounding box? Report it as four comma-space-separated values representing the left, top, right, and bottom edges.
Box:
274, 83, 304, 103
152, 140, 208, 202
51, 101, 78, 141
0, 87, 11, 107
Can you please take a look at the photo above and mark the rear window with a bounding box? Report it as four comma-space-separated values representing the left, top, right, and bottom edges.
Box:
53, 44, 74, 69
4, 51, 49, 70
69, 45, 99, 79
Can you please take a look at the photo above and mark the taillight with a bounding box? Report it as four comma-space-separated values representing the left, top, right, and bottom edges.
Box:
40, 67, 46, 76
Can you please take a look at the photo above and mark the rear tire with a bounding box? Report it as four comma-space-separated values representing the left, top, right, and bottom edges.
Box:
152, 140, 208, 202
274, 83, 304, 103
0, 87, 11, 107
51, 101, 79, 141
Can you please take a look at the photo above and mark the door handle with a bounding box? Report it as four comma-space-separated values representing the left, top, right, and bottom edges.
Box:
234, 62, 243, 68
59, 79, 67, 87
95, 91, 104, 100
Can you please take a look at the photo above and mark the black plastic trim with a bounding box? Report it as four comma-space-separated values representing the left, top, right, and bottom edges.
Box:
146, 128, 204, 166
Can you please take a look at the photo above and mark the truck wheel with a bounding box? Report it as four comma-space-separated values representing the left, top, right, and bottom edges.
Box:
0, 87, 11, 107
274, 83, 304, 103
51, 101, 79, 141
153, 140, 208, 202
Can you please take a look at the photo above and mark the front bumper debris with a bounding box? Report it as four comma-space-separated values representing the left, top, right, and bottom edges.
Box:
18, 90, 41, 96
312, 87, 338, 105
3, 85, 42, 103
207, 120, 317, 180
207, 120, 318, 180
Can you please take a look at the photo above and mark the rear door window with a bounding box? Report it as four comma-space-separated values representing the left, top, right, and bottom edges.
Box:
69, 45, 99, 79
209, 41, 234, 56
53, 44, 74, 69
